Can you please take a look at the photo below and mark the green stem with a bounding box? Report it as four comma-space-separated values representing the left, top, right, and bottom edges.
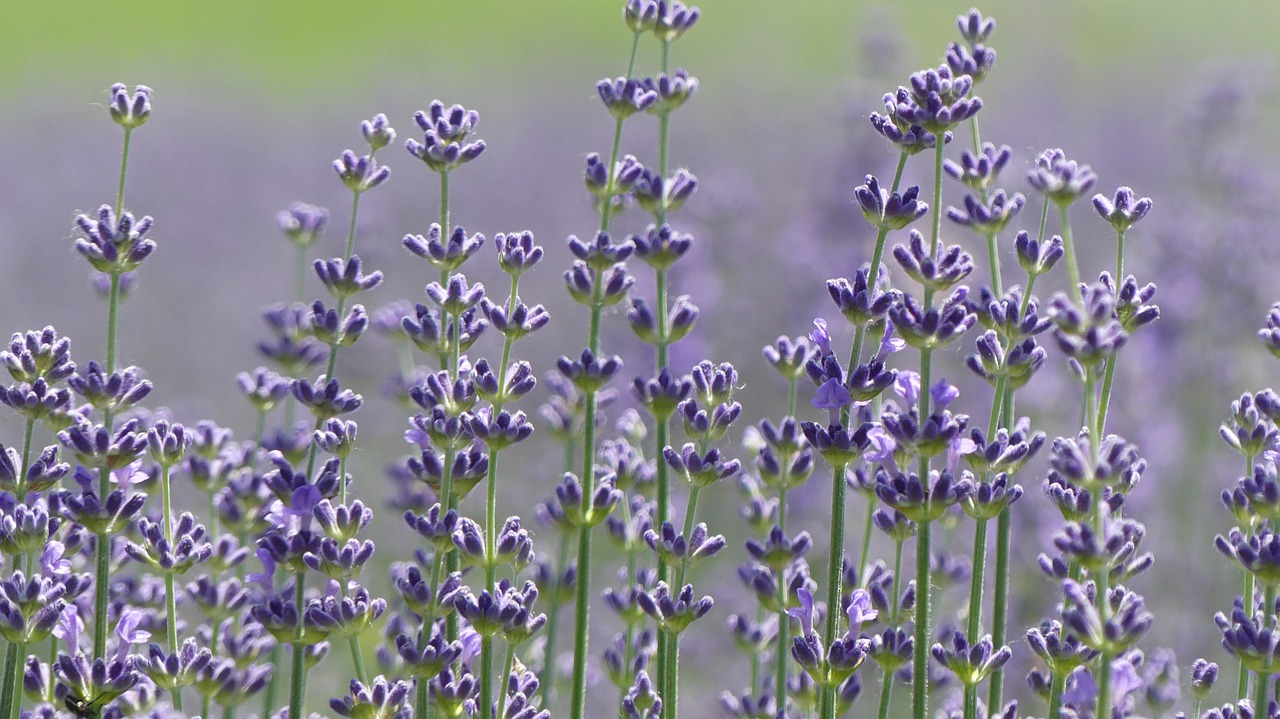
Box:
481, 635, 495, 719
963, 683, 978, 719
416, 681, 429, 719
1241, 572, 1258, 699
116, 128, 133, 214
0, 642, 15, 719
775, 486, 791, 708
819, 461, 850, 719
876, 668, 894, 719
890, 541, 904, 626
203, 694, 211, 719
966, 519, 988, 641
499, 640, 516, 719
985, 231, 1003, 296
1257, 581, 1276, 719
865, 151, 910, 287
262, 644, 281, 717
288, 575, 308, 719
1047, 672, 1065, 719
165, 572, 183, 711
539, 531, 572, 705
1115, 229, 1126, 282
1058, 204, 1083, 305
912, 521, 933, 719
856, 496, 875, 586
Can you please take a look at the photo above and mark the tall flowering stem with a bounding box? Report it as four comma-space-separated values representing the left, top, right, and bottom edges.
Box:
567, 28, 644, 718
93, 83, 151, 664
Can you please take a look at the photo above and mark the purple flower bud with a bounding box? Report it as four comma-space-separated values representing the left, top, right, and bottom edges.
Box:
109, 83, 152, 128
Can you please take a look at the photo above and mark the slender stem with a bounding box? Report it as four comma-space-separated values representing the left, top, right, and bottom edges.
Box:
1115, 229, 1126, 283
416, 680, 429, 719
912, 521, 933, 719
289, 575, 308, 719
499, 640, 516, 719
539, 530, 572, 705
1047, 672, 1065, 719
1058, 204, 1083, 304
0, 642, 15, 719
203, 695, 212, 719
164, 572, 183, 711
263, 643, 282, 717
986, 511, 1011, 709
116, 128, 133, 213
876, 668, 894, 719
775, 487, 791, 708
568, 514, 595, 719
985, 232, 1003, 296
966, 519, 988, 640
856, 497, 876, 585
866, 151, 910, 286
963, 684, 978, 719
1257, 584, 1277, 719
481, 635, 495, 719
890, 541, 904, 625
1241, 564, 1258, 699
819, 461, 850, 719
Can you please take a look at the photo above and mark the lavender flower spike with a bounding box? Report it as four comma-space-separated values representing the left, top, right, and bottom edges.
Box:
109, 83, 153, 128
1092, 186, 1152, 232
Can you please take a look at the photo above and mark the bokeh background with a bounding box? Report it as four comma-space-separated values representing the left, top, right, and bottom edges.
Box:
4, 0, 1280, 715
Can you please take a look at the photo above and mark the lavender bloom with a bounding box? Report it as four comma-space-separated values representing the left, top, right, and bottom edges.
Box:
407, 101, 486, 172
1026, 619, 1098, 679
944, 142, 1012, 191
638, 582, 713, 635
887, 66, 983, 133
763, 335, 815, 382
854, 175, 928, 231
68, 361, 152, 412
315, 255, 384, 298
629, 295, 698, 345
889, 288, 976, 350
124, 512, 213, 573
828, 270, 896, 328
333, 150, 391, 193
869, 109, 942, 156
1092, 186, 1153, 232
653, 0, 700, 40
1014, 230, 1065, 277
946, 190, 1024, 235
1061, 580, 1152, 653
74, 205, 156, 274
109, 82, 153, 128
494, 230, 544, 276
945, 41, 996, 84
597, 77, 658, 118
892, 230, 974, 292
2, 326, 74, 383
1027, 149, 1096, 206
361, 112, 396, 150
875, 469, 971, 523
643, 69, 699, 114
957, 8, 995, 45
931, 632, 1012, 687
632, 224, 694, 270
277, 202, 329, 247
585, 152, 645, 199
1260, 303, 1280, 359
330, 676, 411, 719
624, 0, 659, 32
293, 375, 362, 419
664, 442, 740, 487
623, 670, 663, 719
645, 521, 726, 569
1191, 658, 1219, 700
1048, 283, 1129, 368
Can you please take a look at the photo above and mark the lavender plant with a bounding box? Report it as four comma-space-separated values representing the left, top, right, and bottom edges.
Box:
0, 6, 1274, 719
